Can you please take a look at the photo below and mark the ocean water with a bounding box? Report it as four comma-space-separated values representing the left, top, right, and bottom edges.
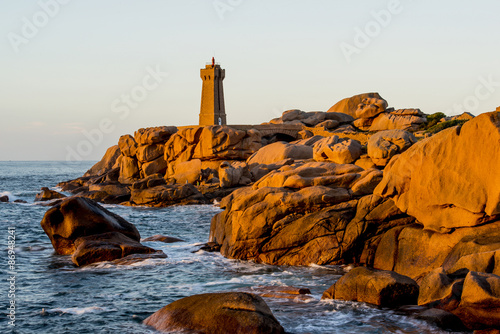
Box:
0, 161, 464, 334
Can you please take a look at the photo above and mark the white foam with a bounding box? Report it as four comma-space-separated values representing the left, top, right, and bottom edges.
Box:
0, 191, 19, 201
79, 257, 169, 270
45, 306, 113, 315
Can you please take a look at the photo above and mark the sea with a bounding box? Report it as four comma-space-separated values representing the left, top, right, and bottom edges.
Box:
0, 161, 464, 334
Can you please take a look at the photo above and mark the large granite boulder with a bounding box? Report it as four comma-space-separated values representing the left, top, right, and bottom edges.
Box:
141, 155, 168, 177
313, 136, 362, 164
247, 142, 312, 166
369, 109, 426, 131
354, 97, 388, 119
322, 267, 419, 308
367, 129, 417, 166
119, 156, 140, 184
144, 292, 285, 334
171, 159, 203, 184
418, 268, 464, 311
455, 271, 500, 329
136, 144, 164, 163
375, 112, 500, 232
267, 109, 352, 128
71, 231, 163, 266
134, 126, 177, 146
40, 197, 140, 255
327, 92, 386, 118
118, 134, 138, 158
219, 161, 251, 188
418, 269, 500, 330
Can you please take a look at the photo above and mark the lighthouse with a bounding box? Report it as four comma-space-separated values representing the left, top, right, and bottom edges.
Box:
199, 58, 227, 126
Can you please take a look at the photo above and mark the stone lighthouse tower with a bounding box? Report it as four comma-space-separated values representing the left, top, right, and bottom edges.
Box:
199, 57, 227, 126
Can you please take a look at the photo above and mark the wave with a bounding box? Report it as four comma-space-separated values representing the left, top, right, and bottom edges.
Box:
0, 191, 19, 202
43, 306, 114, 315
79, 257, 169, 270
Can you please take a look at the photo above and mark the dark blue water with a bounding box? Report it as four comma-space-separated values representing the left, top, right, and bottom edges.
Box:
0, 162, 461, 333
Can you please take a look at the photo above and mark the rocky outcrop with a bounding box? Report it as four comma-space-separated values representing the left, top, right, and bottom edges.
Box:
375, 112, 500, 232
367, 130, 417, 166
209, 161, 412, 266
143, 292, 285, 334
130, 183, 207, 207
40, 197, 141, 255
84, 145, 121, 177
327, 93, 426, 131
0, 195, 9, 202
165, 126, 262, 166
35, 187, 66, 202
322, 267, 419, 308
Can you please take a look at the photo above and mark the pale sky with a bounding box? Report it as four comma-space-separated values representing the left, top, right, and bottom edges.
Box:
1, 0, 499, 161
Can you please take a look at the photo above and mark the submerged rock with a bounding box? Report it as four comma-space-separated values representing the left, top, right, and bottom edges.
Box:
141, 235, 184, 243
143, 292, 285, 334
415, 308, 467, 332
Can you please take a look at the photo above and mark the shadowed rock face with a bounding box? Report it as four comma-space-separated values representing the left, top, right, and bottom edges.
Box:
40, 197, 140, 255
322, 267, 419, 308
35, 187, 66, 202
418, 269, 500, 330
375, 111, 500, 233
143, 292, 285, 334
71, 231, 163, 266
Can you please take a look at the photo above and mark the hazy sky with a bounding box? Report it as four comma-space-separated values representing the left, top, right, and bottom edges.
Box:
1, 0, 499, 161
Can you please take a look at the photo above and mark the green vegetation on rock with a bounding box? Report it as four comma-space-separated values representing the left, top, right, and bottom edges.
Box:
425, 120, 467, 135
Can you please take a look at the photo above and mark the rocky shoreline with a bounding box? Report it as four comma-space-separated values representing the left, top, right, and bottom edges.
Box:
36, 93, 500, 332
